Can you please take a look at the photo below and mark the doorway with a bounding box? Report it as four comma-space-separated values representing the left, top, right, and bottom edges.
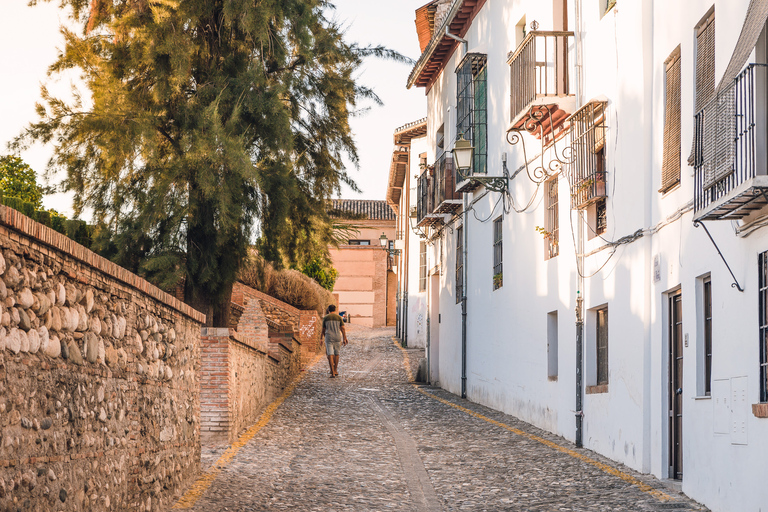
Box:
429, 273, 440, 385
668, 291, 683, 480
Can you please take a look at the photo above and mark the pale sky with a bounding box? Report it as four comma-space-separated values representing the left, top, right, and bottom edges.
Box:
0, 1, 426, 219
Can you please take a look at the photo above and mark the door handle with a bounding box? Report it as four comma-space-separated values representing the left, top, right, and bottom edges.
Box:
675, 388, 682, 395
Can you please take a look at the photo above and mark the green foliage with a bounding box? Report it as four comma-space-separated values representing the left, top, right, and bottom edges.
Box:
301, 257, 338, 291
15, 0, 408, 325
0, 156, 43, 209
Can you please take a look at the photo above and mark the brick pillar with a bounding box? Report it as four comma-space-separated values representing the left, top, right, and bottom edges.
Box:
200, 327, 232, 443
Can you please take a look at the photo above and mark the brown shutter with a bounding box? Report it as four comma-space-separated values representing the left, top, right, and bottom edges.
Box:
696, 12, 716, 112
688, 10, 715, 165
661, 47, 682, 193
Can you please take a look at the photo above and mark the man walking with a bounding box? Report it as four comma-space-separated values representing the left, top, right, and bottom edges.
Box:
321, 304, 348, 377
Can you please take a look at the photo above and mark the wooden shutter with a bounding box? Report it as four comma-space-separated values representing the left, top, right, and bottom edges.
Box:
688, 9, 715, 165
661, 48, 682, 192
696, 11, 716, 112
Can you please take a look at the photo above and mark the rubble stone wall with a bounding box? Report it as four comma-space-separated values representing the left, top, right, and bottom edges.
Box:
0, 206, 205, 512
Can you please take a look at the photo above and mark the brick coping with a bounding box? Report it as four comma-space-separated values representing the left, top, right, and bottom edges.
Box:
0, 205, 206, 324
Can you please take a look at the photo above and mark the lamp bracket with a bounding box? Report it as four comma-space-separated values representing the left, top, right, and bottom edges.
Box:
456, 170, 509, 193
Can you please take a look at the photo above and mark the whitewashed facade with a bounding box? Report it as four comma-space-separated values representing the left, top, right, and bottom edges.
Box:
401, 1, 768, 511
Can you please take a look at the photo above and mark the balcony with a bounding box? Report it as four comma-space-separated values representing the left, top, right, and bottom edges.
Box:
432, 153, 463, 213
694, 64, 768, 221
416, 154, 462, 228
507, 31, 576, 141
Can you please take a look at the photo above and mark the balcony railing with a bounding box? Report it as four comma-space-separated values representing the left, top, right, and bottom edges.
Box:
416, 169, 433, 226
694, 63, 768, 221
508, 31, 575, 133
432, 153, 462, 213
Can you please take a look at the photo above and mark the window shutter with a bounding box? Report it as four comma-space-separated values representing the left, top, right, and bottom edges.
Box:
661, 48, 681, 192
696, 13, 716, 112
688, 11, 715, 166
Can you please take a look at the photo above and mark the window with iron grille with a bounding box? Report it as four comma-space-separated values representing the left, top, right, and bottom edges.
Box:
759, 251, 768, 402
456, 53, 488, 175
493, 217, 503, 290
570, 101, 607, 209
419, 242, 427, 292
595, 199, 607, 236
546, 178, 559, 259
456, 226, 464, 303
596, 306, 609, 385
703, 277, 713, 396
661, 46, 682, 193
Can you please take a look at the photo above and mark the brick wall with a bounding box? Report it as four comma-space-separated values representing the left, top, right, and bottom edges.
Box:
0, 205, 205, 512
200, 283, 320, 444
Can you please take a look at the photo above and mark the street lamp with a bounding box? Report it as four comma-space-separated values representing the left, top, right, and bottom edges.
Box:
379, 233, 401, 256
452, 132, 509, 193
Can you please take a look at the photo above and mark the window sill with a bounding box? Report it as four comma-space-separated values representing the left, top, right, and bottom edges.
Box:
548, 375, 558, 382
586, 384, 608, 394
752, 403, 768, 418
659, 181, 681, 196
693, 395, 711, 400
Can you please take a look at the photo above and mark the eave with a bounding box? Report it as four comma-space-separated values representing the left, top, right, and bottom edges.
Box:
386, 118, 428, 214
406, 0, 488, 90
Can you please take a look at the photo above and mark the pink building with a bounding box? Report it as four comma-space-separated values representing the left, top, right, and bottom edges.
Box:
329, 199, 396, 328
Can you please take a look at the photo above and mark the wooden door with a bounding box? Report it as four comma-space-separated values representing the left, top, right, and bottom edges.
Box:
668, 292, 683, 480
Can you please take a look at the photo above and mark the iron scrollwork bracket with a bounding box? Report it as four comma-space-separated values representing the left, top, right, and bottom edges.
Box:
506, 104, 575, 185
457, 171, 509, 193
693, 220, 744, 292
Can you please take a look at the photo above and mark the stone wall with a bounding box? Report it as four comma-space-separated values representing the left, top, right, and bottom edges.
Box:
0, 206, 205, 512
200, 283, 321, 444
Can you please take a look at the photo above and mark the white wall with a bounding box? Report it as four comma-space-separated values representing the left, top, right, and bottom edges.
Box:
412, 0, 768, 510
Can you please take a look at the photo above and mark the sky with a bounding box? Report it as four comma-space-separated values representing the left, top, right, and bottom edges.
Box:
0, 1, 427, 219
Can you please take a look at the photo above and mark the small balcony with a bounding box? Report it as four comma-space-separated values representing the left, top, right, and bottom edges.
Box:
507, 31, 576, 141
416, 168, 441, 228
694, 64, 768, 221
432, 153, 463, 214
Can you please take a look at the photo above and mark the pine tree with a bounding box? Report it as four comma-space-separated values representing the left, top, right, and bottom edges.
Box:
16, 0, 407, 326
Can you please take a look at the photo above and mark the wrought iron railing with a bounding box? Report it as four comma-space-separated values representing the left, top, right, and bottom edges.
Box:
694, 63, 768, 216
433, 153, 460, 206
416, 169, 433, 225
508, 31, 574, 122
569, 101, 607, 209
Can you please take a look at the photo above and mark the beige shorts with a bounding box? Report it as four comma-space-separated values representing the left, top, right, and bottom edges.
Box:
325, 338, 341, 355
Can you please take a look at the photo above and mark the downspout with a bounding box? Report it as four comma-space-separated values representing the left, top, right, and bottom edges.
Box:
403, 162, 410, 348
446, 27, 470, 400
462, 193, 468, 399
574, 0, 585, 449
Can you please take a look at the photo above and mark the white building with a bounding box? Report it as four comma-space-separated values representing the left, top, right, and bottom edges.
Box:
386, 119, 430, 350
399, 1, 768, 510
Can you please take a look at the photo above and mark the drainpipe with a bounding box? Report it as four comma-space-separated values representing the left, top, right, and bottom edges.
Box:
461, 193, 468, 399
403, 164, 411, 348
574, 0, 585, 449
446, 26, 470, 400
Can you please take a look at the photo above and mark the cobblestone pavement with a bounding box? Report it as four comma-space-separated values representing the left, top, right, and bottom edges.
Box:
180, 326, 708, 512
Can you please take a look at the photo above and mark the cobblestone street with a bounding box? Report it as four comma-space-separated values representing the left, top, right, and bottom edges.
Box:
177, 326, 708, 512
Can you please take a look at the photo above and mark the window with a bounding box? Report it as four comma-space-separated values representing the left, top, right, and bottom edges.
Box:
456, 226, 464, 303
493, 216, 503, 290
456, 53, 487, 175
570, 100, 607, 210
548, 311, 558, 380
703, 277, 713, 395
348, 240, 370, 246
419, 242, 427, 292
760, 251, 768, 402
596, 306, 609, 385
545, 178, 559, 259
661, 46, 682, 193
595, 198, 607, 236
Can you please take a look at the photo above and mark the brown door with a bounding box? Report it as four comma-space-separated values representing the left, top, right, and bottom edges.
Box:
668, 292, 683, 480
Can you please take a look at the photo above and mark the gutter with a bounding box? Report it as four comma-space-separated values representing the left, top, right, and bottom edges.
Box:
406, 0, 465, 89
